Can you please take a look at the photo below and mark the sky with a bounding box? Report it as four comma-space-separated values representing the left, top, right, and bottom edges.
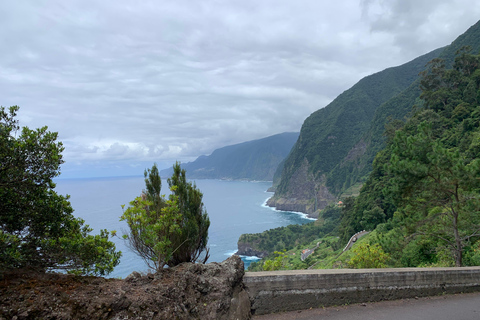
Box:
2, 1, 480, 178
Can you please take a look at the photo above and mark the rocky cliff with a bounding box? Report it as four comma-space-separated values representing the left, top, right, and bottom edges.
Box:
236, 243, 269, 259
0, 256, 251, 320
267, 159, 335, 218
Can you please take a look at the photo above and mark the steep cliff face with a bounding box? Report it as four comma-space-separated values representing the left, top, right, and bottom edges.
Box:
269, 47, 445, 214
267, 159, 335, 217
236, 243, 269, 258
271, 21, 480, 214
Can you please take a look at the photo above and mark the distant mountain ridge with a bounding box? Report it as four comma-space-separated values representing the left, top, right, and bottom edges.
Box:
160, 132, 299, 181
269, 20, 480, 217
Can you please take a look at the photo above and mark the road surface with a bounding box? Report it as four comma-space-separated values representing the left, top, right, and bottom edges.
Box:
253, 292, 480, 320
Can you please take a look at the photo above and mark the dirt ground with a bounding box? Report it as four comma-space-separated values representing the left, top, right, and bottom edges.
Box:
0, 256, 251, 320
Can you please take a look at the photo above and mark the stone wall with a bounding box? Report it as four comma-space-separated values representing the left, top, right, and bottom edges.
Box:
244, 267, 480, 315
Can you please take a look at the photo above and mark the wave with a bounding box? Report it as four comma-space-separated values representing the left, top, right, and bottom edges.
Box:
224, 250, 238, 257
239, 255, 262, 261
261, 196, 316, 221
224, 250, 262, 261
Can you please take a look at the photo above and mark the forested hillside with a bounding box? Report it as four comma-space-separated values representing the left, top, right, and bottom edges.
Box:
245, 48, 480, 271
269, 21, 480, 216
338, 48, 480, 267
242, 21, 480, 271
268, 48, 442, 214
328, 20, 480, 196
160, 132, 299, 181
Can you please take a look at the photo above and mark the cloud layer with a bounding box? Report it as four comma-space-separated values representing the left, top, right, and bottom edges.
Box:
1, 1, 479, 177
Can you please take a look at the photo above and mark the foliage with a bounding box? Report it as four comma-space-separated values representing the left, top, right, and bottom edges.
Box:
347, 243, 389, 269
120, 192, 182, 270
238, 204, 341, 255
167, 162, 210, 265
121, 162, 210, 271
275, 20, 480, 204
275, 47, 443, 198
262, 251, 286, 271
0, 106, 121, 275
246, 236, 342, 271
339, 48, 480, 268
389, 122, 480, 266
386, 50, 480, 267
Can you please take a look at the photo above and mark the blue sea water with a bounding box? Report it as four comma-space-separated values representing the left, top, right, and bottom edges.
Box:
55, 176, 313, 278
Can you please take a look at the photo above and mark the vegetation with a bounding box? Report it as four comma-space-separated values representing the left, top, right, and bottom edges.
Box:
347, 243, 389, 269
0, 106, 121, 276
273, 20, 480, 212
238, 204, 341, 254
245, 44, 480, 271
121, 162, 210, 271
262, 251, 286, 271
340, 48, 480, 267
274, 48, 442, 199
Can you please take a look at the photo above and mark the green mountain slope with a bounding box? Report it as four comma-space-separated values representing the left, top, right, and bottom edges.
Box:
337, 47, 480, 268
269, 20, 480, 217
239, 20, 480, 270
160, 132, 299, 181
329, 21, 480, 196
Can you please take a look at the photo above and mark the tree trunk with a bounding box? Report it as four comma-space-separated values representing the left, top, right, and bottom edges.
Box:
452, 208, 463, 267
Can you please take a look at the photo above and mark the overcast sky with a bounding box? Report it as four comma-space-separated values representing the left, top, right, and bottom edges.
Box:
2, 1, 480, 178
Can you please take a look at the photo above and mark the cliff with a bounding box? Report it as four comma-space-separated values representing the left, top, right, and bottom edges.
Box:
160, 132, 299, 181
236, 243, 269, 259
270, 21, 480, 214
267, 159, 335, 218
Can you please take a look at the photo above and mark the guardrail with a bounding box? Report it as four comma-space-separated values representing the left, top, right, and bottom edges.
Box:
244, 267, 480, 315
343, 230, 369, 251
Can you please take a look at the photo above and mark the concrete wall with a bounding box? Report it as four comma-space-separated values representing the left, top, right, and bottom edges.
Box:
244, 267, 480, 315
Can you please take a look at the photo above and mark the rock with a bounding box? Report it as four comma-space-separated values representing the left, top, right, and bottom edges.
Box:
124, 271, 141, 282
267, 159, 336, 215
236, 243, 269, 258
0, 256, 251, 320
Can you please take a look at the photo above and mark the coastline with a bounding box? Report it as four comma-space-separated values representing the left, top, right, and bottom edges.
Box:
261, 194, 317, 221
234, 193, 317, 267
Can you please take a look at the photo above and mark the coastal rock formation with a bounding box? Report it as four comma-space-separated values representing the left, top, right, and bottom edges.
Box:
267, 159, 335, 218
0, 255, 251, 320
236, 243, 269, 259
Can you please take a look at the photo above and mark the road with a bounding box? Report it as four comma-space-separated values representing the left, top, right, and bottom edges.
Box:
253, 292, 480, 320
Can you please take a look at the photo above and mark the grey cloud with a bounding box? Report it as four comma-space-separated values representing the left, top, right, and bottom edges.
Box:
1, 1, 479, 177
361, 0, 480, 57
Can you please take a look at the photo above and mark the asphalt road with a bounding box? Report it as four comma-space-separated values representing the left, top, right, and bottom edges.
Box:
253, 292, 480, 320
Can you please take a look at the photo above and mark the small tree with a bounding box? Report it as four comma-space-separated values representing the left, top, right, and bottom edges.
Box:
167, 162, 210, 265
121, 162, 210, 271
120, 193, 182, 270
262, 251, 286, 271
0, 106, 121, 275
348, 243, 389, 269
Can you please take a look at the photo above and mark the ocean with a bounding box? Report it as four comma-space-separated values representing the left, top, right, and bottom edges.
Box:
55, 176, 313, 278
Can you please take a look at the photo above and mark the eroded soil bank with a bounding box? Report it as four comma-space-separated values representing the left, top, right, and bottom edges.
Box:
0, 256, 251, 320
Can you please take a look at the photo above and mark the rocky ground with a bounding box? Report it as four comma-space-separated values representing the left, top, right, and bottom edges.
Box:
0, 256, 251, 320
